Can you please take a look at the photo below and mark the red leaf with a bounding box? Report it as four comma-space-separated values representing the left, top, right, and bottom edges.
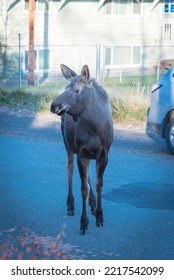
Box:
40, 238, 45, 244
26, 246, 32, 253
42, 249, 49, 256
29, 256, 37, 260
54, 251, 61, 257
34, 243, 39, 250
18, 252, 24, 260
50, 243, 56, 250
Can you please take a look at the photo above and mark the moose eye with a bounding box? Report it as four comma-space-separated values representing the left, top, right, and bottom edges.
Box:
74, 89, 80, 94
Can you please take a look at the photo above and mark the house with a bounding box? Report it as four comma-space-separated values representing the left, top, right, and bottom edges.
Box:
0, 0, 174, 80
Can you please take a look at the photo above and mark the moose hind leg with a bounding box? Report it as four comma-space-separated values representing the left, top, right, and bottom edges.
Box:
95, 149, 108, 227
67, 151, 75, 216
77, 157, 90, 235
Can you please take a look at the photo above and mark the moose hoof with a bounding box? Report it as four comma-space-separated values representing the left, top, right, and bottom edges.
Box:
80, 228, 88, 235
80, 216, 89, 235
95, 210, 104, 227
67, 199, 75, 216
67, 209, 75, 216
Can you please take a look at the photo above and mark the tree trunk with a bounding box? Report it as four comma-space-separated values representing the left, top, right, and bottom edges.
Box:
28, 0, 35, 85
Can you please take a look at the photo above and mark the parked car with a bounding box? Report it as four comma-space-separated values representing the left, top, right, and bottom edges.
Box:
147, 66, 174, 154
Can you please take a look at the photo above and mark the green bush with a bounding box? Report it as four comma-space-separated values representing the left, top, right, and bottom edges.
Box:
0, 81, 67, 112
0, 79, 150, 123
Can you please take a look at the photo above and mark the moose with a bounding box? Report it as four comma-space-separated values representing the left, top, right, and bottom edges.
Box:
50, 64, 113, 234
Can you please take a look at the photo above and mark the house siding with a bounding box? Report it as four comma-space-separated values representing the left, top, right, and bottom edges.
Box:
0, 0, 174, 78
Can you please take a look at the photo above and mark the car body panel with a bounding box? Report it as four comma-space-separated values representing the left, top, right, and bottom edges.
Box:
147, 66, 174, 138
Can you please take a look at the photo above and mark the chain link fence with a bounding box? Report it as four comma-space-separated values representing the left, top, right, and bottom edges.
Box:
100, 44, 174, 96
0, 43, 173, 95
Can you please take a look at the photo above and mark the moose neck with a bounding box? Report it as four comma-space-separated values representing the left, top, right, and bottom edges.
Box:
78, 86, 108, 131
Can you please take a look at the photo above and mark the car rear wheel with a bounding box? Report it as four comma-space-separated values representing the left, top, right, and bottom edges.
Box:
165, 118, 174, 155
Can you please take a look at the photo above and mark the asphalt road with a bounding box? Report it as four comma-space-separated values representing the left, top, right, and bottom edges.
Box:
0, 111, 174, 260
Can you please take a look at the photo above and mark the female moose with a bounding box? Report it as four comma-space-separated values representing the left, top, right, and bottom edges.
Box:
51, 64, 113, 234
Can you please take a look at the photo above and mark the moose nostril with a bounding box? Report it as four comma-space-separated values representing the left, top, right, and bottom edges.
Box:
55, 107, 59, 114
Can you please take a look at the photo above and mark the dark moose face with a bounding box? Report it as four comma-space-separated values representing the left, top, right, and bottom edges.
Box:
50, 64, 91, 117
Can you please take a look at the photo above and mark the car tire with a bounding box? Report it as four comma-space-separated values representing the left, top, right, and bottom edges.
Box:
165, 118, 174, 155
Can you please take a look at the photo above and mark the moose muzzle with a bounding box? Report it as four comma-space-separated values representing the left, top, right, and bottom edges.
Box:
50, 102, 69, 116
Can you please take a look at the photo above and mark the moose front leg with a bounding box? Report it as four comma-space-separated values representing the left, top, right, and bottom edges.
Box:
67, 151, 75, 216
95, 149, 108, 227
77, 157, 90, 235
88, 174, 96, 216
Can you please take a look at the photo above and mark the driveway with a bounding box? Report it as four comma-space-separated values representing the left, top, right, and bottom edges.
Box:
0, 108, 174, 260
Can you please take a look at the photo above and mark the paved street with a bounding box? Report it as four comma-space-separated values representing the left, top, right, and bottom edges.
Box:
0, 110, 174, 260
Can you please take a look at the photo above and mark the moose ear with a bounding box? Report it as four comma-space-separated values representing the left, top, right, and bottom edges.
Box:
60, 64, 77, 81
81, 65, 90, 82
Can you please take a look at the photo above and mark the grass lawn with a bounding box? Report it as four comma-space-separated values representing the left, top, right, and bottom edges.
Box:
0, 77, 151, 123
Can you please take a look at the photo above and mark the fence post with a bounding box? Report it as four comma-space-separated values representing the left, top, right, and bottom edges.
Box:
96, 43, 101, 82
156, 60, 160, 81
18, 33, 22, 88
120, 70, 123, 83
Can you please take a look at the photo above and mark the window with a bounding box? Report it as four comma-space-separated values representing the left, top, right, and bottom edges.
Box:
164, 23, 172, 41
24, 0, 29, 10
24, 0, 49, 11
37, 0, 49, 11
105, 48, 111, 65
113, 47, 131, 64
103, 0, 141, 15
133, 46, 141, 64
24, 49, 50, 71
105, 46, 141, 66
39, 49, 50, 70
164, 0, 174, 13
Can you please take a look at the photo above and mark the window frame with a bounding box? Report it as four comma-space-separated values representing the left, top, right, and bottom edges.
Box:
23, 47, 51, 72
164, 23, 172, 42
102, 0, 143, 17
164, 0, 174, 14
23, 0, 52, 13
104, 45, 142, 68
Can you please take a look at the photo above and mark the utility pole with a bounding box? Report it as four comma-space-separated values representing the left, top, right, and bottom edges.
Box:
28, 0, 35, 85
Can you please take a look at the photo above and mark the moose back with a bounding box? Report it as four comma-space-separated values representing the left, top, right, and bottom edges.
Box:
50, 64, 113, 234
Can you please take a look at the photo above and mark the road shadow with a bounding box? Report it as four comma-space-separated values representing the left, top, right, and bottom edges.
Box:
103, 183, 174, 210
0, 111, 62, 142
